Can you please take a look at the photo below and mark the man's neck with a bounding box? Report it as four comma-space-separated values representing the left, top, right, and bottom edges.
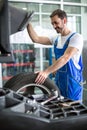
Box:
61, 27, 71, 36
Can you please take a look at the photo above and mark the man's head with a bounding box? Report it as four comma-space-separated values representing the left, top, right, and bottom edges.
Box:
50, 9, 67, 34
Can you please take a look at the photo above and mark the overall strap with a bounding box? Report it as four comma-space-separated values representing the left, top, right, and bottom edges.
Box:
65, 32, 76, 45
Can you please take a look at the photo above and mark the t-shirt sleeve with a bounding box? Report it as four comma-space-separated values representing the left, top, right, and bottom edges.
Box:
68, 33, 83, 53
48, 34, 58, 45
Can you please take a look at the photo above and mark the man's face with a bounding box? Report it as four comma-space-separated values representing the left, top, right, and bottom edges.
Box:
51, 15, 66, 34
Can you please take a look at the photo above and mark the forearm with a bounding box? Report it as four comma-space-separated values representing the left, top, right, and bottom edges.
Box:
46, 47, 78, 75
45, 55, 69, 75
35, 47, 78, 84
27, 23, 51, 45
27, 23, 39, 43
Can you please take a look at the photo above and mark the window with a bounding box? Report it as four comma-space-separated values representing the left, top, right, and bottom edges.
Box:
42, 4, 60, 13
63, 0, 81, 3
64, 5, 81, 14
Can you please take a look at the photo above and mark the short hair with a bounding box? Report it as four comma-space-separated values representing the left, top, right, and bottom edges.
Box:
50, 9, 67, 20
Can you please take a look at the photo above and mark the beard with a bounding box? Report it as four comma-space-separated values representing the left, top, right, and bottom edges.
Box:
55, 24, 65, 34
55, 27, 63, 33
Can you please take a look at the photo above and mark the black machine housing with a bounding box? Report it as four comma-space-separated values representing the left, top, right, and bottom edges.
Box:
0, 87, 87, 130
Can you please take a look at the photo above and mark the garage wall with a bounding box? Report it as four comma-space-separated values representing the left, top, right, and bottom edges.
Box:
83, 41, 87, 104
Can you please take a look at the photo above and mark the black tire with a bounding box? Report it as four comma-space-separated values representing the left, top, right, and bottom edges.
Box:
3, 72, 60, 97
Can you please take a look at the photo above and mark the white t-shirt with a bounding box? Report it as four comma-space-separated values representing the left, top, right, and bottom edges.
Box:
49, 32, 84, 69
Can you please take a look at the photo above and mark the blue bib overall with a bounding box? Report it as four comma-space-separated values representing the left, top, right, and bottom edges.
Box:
54, 33, 83, 101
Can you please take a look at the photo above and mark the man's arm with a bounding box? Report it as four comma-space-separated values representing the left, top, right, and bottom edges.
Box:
35, 46, 78, 84
46, 46, 78, 73
27, 23, 51, 45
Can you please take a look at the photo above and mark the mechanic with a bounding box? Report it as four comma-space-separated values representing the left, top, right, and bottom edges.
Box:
27, 9, 84, 101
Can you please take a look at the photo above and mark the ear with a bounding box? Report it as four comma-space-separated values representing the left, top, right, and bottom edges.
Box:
63, 17, 67, 24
